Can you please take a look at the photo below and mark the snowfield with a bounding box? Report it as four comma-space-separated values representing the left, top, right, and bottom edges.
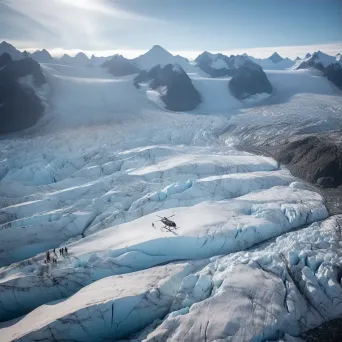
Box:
1, 61, 342, 341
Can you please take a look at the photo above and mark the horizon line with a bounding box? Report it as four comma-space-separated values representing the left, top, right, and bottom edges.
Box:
3, 40, 342, 60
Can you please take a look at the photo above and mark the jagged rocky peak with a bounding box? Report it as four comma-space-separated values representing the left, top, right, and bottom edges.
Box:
31, 48, 53, 63
295, 56, 301, 61
151, 44, 168, 52
134, 63, 201, 111
0, 40, 23, 60
228, 61, 273, 100
297, 50, 342, 90
305, 52, 312, 58
269, 52, 283, 63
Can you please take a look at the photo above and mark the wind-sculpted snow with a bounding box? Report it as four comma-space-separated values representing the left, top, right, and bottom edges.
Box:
0, 62, 340, 339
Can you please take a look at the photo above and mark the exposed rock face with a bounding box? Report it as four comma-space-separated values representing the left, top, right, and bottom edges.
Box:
277, 135, 342, 188
228, 61, 273, 99
324, 63, 342, 89
134, 64, 201, 111
0, 53, 46, 134
0, 41, 23, 60
102, 55, 140, 76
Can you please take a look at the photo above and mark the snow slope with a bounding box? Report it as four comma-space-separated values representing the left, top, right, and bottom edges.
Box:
1, 60, 342, 340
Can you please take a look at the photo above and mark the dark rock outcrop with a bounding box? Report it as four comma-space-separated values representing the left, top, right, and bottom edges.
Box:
324, 63, 342, 89
102, 55, 140, 76
0, 53, 46, 134
277, 135, 342, 188
228, 61, 273, 99
134, 64, 201, 111
0, 41, 23, 60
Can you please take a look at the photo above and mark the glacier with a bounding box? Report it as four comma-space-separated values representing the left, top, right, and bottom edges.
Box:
1, 60, 342, 341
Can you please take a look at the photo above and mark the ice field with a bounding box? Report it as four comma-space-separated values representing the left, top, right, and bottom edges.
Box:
1, 62, 342, 341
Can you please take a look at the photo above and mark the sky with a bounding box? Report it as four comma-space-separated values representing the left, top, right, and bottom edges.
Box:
0, 0, 341, 59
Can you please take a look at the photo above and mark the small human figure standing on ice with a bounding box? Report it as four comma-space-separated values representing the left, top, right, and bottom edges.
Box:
46, 251, 50, 263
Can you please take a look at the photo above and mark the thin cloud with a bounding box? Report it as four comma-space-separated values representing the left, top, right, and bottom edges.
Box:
1, 0, 164, 50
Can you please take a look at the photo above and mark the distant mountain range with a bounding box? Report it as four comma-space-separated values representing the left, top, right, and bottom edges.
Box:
1, 40, 341, 91
1, 40, 341, 75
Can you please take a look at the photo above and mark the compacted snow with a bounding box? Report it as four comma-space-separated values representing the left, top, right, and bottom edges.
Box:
1, 61, 342, 341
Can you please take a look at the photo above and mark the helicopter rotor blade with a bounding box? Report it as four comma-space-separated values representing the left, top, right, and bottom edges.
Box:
156, 215, 163, 219
166, 214, 176, 219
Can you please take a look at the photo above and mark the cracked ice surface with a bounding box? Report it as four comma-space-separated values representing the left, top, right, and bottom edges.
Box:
2, 216, 342, 341
0, 63, 341, 340
130, 215, 342, 342
0, 185, 328, 320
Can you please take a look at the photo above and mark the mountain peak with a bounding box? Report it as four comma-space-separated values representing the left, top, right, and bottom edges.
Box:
0, 41, 12, 47
151, 45, 166, 51
269, 52, 283, 63
75, 52, 89, 59
0, 41, 23, 60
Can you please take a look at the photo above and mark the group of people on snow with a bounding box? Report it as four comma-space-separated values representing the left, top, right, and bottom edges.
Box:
44, 247, 69, 265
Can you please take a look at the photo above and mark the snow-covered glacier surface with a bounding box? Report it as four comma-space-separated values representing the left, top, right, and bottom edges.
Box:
1, 63, 342, 341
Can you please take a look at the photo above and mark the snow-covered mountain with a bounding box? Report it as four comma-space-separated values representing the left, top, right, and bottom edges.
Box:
195, 52, 253, 77
248, 52, 295, 70
0, 41, 23, 60
297, 51, 342, 89
132, 45, 194, 72
195, 51, 294, 76
298, 50, 342, 69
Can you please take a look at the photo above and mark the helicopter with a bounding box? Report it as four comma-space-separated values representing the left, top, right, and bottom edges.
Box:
152, 214, 179, 233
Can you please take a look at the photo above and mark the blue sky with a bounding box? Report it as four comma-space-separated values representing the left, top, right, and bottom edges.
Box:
0, 0, 341, 58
